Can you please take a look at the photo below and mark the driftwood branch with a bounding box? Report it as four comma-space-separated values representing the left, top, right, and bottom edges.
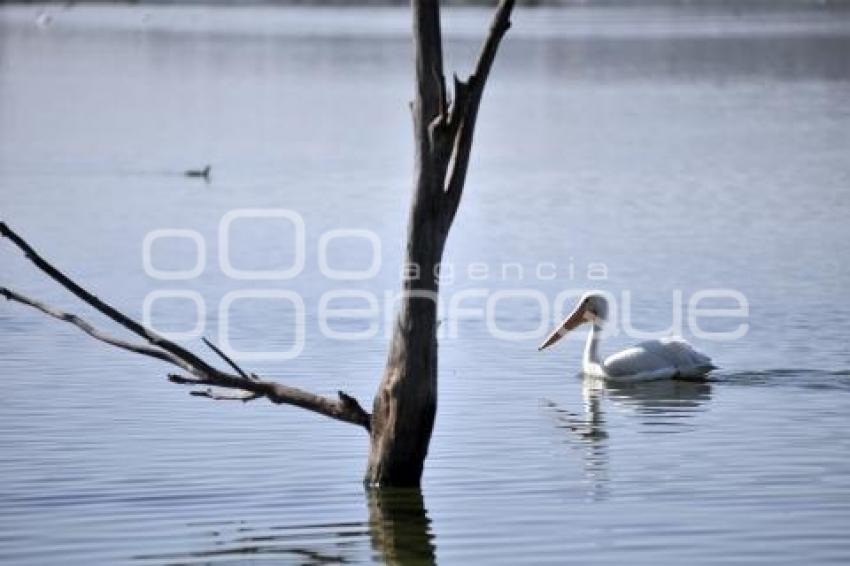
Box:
1, 222, 371, 431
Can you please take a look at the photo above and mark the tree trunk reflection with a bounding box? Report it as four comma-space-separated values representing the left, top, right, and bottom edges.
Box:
368, 487, 436, 565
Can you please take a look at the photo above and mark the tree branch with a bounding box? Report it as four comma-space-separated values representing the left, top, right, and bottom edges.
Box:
202, 336, 257, 381
0, 221, 218, 376
412, 0, 449, 190
0, 286, 191, 371
1, 223, 372, 432
444, 0, 515, 211
190, 388, 262, 402
412, 0, 446, 132
170, 373, 371, 431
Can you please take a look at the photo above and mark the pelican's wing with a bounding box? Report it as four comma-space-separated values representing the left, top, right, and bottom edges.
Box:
602, 346, 678, 382
631, 337, 715, 378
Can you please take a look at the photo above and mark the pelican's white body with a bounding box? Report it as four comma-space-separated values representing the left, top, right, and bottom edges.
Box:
583, 328, 714, 383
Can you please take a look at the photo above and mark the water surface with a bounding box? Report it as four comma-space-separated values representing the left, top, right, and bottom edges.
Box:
1, 4, 849, 564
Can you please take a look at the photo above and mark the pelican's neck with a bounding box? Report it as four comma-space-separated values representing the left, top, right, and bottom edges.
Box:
583, 323, 605, 376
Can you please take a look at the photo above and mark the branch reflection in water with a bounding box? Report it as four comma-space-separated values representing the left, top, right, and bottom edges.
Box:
545, 376, 713, 500
131, 488, 435, 564
133, 518, 369, 563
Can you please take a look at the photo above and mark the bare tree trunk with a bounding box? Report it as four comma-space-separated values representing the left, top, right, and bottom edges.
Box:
366, 0, 515, 486
0, 0, 514, 489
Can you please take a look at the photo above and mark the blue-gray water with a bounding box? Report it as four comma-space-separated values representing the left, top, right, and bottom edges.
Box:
1, 3, 849, 564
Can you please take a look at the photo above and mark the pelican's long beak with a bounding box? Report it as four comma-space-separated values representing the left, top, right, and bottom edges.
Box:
538, 300, 589, 351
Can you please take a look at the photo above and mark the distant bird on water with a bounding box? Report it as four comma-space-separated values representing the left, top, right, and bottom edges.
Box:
539, 292, 716, 382
184, 165, 211, 181
36, 10, 53, 28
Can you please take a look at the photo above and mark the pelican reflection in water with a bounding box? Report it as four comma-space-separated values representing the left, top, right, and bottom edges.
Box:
547, 376, 713, 500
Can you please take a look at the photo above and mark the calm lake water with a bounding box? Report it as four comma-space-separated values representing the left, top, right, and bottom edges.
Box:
1, 3, 850, 564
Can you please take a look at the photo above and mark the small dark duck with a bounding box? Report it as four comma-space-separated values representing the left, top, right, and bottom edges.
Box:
184, 164, 211, 181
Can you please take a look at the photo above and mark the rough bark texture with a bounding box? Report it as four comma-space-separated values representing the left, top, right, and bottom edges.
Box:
0, 0, 514, 489
365, 0, 515, 486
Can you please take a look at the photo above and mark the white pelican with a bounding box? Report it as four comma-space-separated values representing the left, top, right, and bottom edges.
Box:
539, 293, 716, 382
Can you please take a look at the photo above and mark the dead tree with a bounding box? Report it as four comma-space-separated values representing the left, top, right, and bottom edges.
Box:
0, 0, 515, 487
